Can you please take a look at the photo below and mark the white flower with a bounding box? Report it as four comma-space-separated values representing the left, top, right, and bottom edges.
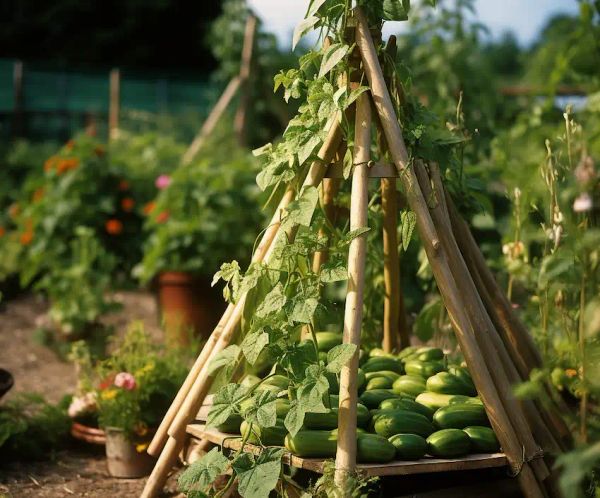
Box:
68, 392, 98, 418
573, 193, 593, 213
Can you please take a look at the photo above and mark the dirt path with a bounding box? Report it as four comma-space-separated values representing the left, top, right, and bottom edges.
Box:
0, 291, 182, 497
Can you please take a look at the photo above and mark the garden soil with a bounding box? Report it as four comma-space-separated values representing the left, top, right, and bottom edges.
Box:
0, 291, 182, 497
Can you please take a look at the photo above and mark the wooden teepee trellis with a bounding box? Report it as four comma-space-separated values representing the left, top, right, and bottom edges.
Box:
142, 8, 571, 498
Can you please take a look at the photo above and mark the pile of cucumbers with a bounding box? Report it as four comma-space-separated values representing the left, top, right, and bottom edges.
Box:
215, 332, 500, 464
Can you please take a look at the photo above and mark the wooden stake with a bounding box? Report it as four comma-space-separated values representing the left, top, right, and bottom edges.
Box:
141, 118, 343, 498
109, 68, 120, 140
234, 14, 257, 146
354, 10, 544, 497
334, 93, 371, 491
182, 76, 241, 165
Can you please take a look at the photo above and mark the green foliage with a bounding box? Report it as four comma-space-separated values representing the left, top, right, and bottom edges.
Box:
135, 131, 265, 283
0, 393, 71, 462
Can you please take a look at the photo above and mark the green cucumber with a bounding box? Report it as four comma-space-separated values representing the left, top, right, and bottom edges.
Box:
433, 403, 489, 429
357, 368, 366, 392
426, 372, 475, 396
316, 331, 342, 352
389, 433, 428, 460
463, 426, 500, 453
361, 357, 403, 374
240, 375, 261, 389
304, 404, 370, 430
240, 419, 287, 446
392, 375, 427, 398
427, 429, 471, 458
325, 371, 339, 394
379, 397, 434, 420
217, 413, 242, 434
366, 376, 394, 390
398, 346, 418, 360
285, 430, 337, 458
415, 347, 444, 362
359, 389, 400, 409
373, 410, 435, 438
369, 348, 396, 359
357, 433, 396, 463
276, 398, 291, 418
448, 366, 477, 396
365, 370, 401, 382
261, 375, 289, 390
415, 392, 470, 411
405, 360, 445, 378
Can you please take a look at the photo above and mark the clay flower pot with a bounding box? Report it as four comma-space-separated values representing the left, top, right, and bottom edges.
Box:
105, 428, 155, 478
157, 271, 225, 346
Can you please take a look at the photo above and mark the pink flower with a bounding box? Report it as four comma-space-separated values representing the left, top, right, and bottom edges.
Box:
573, 193, 592, 213
114, 372, 137, 390
155, 174, 171, 190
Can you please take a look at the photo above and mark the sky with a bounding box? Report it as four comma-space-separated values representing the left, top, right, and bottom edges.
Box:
247, 0, 579, 48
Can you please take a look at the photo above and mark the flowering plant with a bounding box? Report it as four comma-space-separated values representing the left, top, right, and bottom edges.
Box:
75, 322, 190, 439
135, 132, 266, 283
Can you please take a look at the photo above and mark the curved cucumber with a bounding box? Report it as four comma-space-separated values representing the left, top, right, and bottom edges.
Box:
433, 403, 489, 429
285, 430, 337, 458
405, 360, 445, 378
392, 375, 427, 398
316, 332, 342, 352
366, 376, 394, 390
415, 347, 444, 362
415, 392, 471, 411
365, 370, 401, 382
427, 428, 471, 458
304, 404, 370, 430
357, 433, 396, 463
240, 419, 287, 446
426, 372, 475, 396
463, 426, 500, 453
389, 433, 428, 460
359, 389, 400, 409
379, 397, 434, 420
362, 357, 403, 374
448, 365, 477, 396
373, 410, 435, 438
217, 413, 242, 434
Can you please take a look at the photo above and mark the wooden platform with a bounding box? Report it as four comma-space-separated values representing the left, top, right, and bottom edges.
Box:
186, 423, 508, 478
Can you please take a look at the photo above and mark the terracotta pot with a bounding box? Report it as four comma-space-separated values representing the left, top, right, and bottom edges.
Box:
105, 428, 155, 478
71, 422, 106, 445
157, 271, 226, 346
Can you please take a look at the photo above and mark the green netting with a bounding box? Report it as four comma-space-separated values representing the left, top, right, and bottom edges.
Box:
0, 58, 218, 139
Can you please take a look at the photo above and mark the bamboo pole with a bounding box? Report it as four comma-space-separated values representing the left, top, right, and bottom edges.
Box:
312, 176, 341, 273
334, 92, 371, 490
182, 76, 241, 165
234, 14, 257, 146
147, 182, 297, 457
109, 68, 120, 140
354, 10, 544, 497
414, 162, 550, 483
141, 119, 343, 498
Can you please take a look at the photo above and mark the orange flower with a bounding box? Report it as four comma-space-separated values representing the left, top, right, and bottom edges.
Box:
56, 158, 79, 175
565, 368, 578, 378
105, 219, 123, 235
94, 145, 105, 157
118, 180, 130, 191
155, 210, 170, 223
65, 140, 75, 150
33, 187, 45, 203
20, 231, 33, 245
8, 203, 20, 219
143, 202, 156, 215
0, 226, 5, 237
44, 157, 57, 172
121, 197, 135, 212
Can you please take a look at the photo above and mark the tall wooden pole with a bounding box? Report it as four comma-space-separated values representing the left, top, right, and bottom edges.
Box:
354, 9, 545, 497
234, 14, 257, 146
109, 68, 120, 140
334, 92, 371, 492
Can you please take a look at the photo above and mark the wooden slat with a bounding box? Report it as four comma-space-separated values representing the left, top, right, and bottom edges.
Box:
186, 423, 508, 477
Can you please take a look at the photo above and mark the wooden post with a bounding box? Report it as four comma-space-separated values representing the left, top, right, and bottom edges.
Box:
12, 60, 24, 137
234, 14, 257, 146
354, 10, 545, 497
141, 118, 343, 498
182, 76, 241, 165
109, 68, 120, 140
334, 92, 371, 491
